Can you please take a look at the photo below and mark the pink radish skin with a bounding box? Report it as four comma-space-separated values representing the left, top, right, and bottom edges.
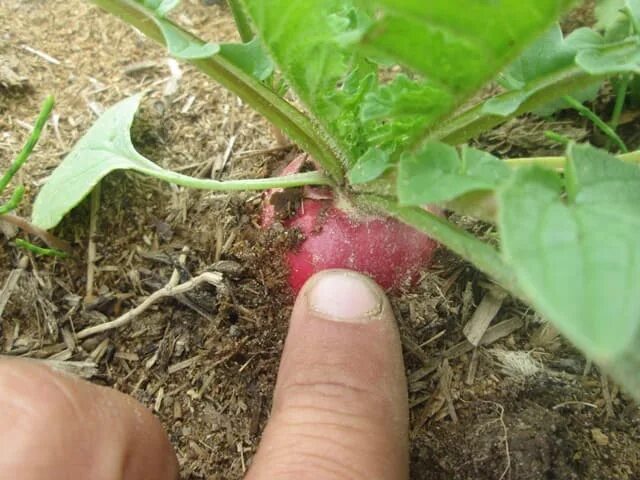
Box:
261, 155, 438, 293
267, 197, 438, 293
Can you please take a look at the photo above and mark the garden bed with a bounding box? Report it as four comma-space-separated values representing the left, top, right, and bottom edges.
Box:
0, 1, 639, 478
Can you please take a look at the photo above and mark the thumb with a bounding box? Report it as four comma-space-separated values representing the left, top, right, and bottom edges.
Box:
246, 269, 409, 480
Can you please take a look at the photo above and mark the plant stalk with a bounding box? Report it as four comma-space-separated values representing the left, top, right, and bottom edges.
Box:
88, 0, 344, 182
606, 74, 630, 150
142, 168, 331, 190
505, 149, 640, 170
563, 95, 628, 153
226, 0, 254, 42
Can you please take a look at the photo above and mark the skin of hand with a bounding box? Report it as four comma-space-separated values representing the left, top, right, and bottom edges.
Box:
0, 269, 409, 480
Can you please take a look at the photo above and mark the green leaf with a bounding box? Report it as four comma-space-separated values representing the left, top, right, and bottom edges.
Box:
347, 148, 391, 184
575, 34, 640, 74
33, 94, 149, 229
241, 0, 376, 164
240, 1, 367, 111
357, 74, 456, 154
139, 0, 218, 59
219, 38, 274, 81
595, 0, 626, 31
361, 74, 454, 136
484, 26, 601, 117
397, 143, 510, 205
628, 0, 640, 28
153, 16, 220, 59
497, 144, 640, 377
142, 0, 180, 17
32, 94, 330, 230
140, 1, 270, 74
482, 22, 640, 118
359, 0, 573, 97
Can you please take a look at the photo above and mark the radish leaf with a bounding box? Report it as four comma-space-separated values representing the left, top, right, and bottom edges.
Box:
483, 26, 593, 117
359, 0, 573, 99
219, 39, 274, 80
347, 148, 391, 185
142, 0, 179, 16
397, 144, 510, 205
575, 34, 640, 74
595, 0, 626, 31
360, 74, 454, 148
498, 144, 640, 391
32, 95, 330, 229
139, 0, 220, 58
154, 17, 219, 59
241, 0, 376, 163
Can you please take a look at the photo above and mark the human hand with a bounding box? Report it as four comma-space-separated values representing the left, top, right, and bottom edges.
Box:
0, 270, 409, 479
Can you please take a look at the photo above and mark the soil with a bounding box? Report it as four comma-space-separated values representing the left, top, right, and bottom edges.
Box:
1, 1, 639, 479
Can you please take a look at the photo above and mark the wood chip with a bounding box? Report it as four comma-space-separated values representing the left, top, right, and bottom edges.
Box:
123, 60, 158, 75
463, 288, 507, 346
154, 386, 165, 412
0, 257, 28, 319
173, 399, 183, 420
445, 317, 524, 359
168, 354, 202, 374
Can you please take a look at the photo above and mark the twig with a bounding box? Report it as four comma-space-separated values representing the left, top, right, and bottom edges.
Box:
85, 184, 102, 303
0, 257, 28, 318
552, 401, 598, 410
0, 357, 98, 379
235, 144, 293, 159
21, 45, 61, 65
213, 134, 237, 179
1, 214, 71, 253
75, 271, 224, 340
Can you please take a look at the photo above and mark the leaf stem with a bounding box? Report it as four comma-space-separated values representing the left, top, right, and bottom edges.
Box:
359, 194, 519, 294
505, 149, 640, 170
88, 0, 344, 182
606, 74, 630, 150
563, 95, 628, 153
226, 0, 254, 42
0, 96, 54, 194
138, 166, 332, 190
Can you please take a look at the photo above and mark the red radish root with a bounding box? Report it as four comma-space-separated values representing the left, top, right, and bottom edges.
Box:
262, 156, 438, 293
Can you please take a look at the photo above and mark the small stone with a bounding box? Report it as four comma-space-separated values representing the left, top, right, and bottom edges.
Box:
591, 428, 609, 446
229, 324, 240, 338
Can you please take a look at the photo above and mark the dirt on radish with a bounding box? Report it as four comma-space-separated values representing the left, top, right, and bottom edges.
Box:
1, 1, 639, 479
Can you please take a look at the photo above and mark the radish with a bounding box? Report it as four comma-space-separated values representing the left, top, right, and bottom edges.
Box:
262, 156, 438, 293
